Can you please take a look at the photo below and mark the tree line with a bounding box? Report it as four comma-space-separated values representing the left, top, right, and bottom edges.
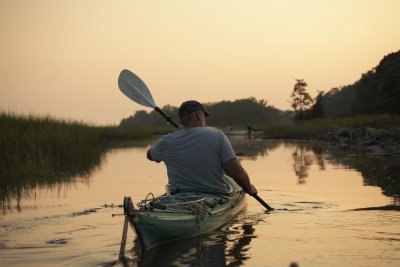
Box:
291, 50, 400, 120
120, 97, 292, 127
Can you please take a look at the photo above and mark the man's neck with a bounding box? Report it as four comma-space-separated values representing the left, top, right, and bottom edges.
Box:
183, 122, 205, 129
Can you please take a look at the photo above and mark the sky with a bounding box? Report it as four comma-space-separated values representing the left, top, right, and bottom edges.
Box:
1, 0, 399, 125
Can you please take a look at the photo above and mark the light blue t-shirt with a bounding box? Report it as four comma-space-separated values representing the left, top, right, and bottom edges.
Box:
150, 127, 236, 194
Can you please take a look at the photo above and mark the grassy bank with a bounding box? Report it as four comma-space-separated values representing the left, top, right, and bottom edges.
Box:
258, 114, 400, 139
0, 112, 156, 175
0, 112, 157, 212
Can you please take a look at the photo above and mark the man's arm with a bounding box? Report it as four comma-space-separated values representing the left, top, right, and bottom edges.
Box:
224, 158, 257, 195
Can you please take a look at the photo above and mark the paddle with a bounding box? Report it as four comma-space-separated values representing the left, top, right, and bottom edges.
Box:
118, 69, 274, 212
253, 194, 274, 211
118, 69, 179, 128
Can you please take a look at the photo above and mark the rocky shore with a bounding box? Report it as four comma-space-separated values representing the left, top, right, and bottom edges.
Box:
322, 127, 400, 155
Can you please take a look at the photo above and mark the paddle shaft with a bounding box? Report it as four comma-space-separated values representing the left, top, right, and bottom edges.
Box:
154, 107, 179, 128
253, 194, 274, 211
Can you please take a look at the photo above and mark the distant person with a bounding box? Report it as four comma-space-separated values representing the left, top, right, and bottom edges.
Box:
246, 123, 257, 135
147, 100, 257, 196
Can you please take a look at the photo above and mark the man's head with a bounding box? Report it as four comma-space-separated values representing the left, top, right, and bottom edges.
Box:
178, 100, 211, 128
178, 100, 210, 118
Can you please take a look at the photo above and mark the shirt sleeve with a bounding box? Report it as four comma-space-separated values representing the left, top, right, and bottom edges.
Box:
150, 135, 168, 163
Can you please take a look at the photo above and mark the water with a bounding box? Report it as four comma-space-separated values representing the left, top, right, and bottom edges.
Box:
0, 139, 399, 266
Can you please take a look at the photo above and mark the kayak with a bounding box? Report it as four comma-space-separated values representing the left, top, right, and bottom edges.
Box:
122, 175, 246, 250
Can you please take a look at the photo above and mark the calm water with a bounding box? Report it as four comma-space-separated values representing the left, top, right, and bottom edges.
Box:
0, 139, 399, 267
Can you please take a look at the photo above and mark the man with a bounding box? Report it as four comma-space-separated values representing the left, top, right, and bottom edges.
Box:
147, 100, 257, 196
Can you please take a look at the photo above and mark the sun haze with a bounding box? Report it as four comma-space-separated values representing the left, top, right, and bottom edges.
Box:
1, 0, 399, 125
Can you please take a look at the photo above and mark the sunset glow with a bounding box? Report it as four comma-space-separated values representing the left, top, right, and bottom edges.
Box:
1, 0, 399, 124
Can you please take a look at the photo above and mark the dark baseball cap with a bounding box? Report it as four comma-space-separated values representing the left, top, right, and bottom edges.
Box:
178, 100, 211, 118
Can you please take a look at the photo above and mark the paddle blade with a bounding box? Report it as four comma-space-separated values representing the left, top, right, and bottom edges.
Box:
118, 69, 156, 108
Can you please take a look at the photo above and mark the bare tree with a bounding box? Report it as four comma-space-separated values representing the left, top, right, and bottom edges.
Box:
291, 79, 313, 120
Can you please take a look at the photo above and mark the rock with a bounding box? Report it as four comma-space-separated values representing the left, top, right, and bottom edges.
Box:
322, 127, 400, 155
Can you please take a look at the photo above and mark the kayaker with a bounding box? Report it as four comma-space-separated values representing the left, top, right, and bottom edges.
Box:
146, 100, 257, 196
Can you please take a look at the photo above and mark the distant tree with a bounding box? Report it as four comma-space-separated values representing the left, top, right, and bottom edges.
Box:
291, 79, 313, 120
309, 91, 325, 118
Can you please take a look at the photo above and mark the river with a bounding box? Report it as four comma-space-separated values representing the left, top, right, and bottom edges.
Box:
0, 138, 399, 266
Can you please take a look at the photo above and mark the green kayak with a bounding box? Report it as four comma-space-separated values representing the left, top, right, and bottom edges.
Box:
122, 175, 246, 251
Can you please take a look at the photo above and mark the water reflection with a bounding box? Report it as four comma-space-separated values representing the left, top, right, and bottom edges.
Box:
2, 138, 399, 215
230, 139, 279, 160
125, 211, 261, 267
330, 153, 400, 202
230, 139, 400, 202
0, 139, 156, 215
291, 145, 314, 184
286, 141, 400, 201
0, 150, 106, 214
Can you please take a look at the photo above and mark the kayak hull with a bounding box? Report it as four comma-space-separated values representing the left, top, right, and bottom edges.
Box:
128, 175, 246, 250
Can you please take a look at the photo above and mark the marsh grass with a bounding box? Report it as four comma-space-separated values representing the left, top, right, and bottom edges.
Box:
258, 114, 400, 139
0, 112, 154, 213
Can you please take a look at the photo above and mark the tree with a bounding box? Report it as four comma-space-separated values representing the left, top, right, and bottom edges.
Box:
291, 79, 313, 120
309, 90, 325, 118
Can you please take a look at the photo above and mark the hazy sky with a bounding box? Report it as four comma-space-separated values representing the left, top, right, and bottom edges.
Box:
1, 1, 399, 125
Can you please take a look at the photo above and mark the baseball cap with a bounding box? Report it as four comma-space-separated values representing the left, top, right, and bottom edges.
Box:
178, 100, 211, 118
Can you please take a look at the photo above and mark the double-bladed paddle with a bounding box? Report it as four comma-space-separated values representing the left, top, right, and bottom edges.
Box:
117, 69, 274, 211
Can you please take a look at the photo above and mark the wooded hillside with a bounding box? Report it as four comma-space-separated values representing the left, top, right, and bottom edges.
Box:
313, 50, 400, 118
120, 97, 292, 127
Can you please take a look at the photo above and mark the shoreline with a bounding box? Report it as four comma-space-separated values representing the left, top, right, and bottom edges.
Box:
321, 127, 400, 155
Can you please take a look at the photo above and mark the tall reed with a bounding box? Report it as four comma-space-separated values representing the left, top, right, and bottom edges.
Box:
0, 112, 153, 213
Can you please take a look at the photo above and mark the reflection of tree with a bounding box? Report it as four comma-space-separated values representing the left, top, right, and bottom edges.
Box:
311, 145, 326, 171
229, 138, 399, 200
331, 153, 400, 203
283, 141, 329, 184
292, 145, 314, 184
284, 140, 400, 201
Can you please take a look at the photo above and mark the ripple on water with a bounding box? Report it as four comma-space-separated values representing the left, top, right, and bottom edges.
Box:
351, 205, 400, 211
46, 238, 71, 245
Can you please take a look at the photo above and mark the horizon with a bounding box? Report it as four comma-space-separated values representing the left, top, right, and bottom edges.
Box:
1, 1, 400, 125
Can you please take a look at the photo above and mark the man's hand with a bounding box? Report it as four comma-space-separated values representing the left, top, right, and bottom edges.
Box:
248, 184, 258, 196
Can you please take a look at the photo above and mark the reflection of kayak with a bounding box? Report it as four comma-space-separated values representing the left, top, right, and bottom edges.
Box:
122, 175, 246, 250
136, 217, 256, 266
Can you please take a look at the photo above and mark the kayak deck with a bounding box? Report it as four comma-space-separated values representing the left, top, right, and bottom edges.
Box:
122, 175, 246, 251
